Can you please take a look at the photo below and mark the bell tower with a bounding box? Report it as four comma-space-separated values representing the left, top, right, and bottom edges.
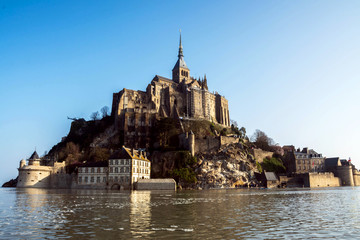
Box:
172, 30, 190, 84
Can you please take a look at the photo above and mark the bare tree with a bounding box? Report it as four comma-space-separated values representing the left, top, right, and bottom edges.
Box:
251, 129, 275, 151
230, 119, 238, 128
101, 106, 110, 118
90, 111, 100, 121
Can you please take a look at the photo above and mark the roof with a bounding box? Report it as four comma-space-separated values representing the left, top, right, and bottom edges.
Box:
325, 157, 341, 167
29, 151, 40, 160
137, 178, 175, 183
79, 161, 108, 168
308, 149, 318, 155
173, 31, 189, 70
110, 146, 150, 162
153, 75, 173, 83
172, 56, 189, 70
264, 172, 278, 181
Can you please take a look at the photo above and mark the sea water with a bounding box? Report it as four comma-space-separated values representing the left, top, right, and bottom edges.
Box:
0, 187, 360, 239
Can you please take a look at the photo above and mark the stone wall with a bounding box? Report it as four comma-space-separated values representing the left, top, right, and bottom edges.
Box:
17, 167, 52, 188
304, 172, 341, 188
337, 166, 355, 186
135, 179, 176, 190
353, 170, 360, 186
220, 136, 238, 146
195, 137, 220, 153
251, 149, 273, 163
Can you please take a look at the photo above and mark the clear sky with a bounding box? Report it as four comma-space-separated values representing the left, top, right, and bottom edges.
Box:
1, 0, 359, 184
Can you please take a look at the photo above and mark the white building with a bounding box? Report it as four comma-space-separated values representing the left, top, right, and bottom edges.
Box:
77, 146, 151, 190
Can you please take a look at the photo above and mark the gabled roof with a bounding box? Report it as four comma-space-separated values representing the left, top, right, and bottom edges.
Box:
153, 75, 173, 83
325, 157, 341, 167
29, 151, 40, 160
110, 146, 150, 162
264, 172, 278, 181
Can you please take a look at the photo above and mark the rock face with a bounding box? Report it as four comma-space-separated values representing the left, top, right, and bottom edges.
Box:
193, 142, 259, 189
150, 142, 260, 189
2, 178, 18, 187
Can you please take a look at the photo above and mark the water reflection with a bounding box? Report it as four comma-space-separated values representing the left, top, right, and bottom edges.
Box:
130, 191, 152, 237
1, 187, 360, 239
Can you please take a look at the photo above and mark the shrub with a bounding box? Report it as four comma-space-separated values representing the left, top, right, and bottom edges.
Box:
262, 157, 286, 174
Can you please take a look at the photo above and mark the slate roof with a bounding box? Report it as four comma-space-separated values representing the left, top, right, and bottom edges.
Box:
153, 75, 173, 83
173, 56, 189, 70
29, 151, 40, 160
325, 157, 341, 167
264, 172, 278, 181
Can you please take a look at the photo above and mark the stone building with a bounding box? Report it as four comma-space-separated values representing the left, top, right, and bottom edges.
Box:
77, 146, 150, 190
17, 151, 68, 188
283, 147, 325, 174
111, 33, 230, 148
77, 161, 108, 187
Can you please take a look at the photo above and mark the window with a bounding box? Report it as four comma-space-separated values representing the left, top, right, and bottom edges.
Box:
126, 176, 129, 182
79, 168, 82, 173
110, 177, 113, 182
85, 168, 88, 173
110, 167, 113, 173
85, 177, 88, 183
115, 159, 118, 165
115, 176, 118, 182
96, 177, 100, 183
97, 168, 100, 173
91, 177, 94, 182
103, 177, 107, 182
78, 177, 82, 183
91, 168, 94, 173
115, 167, 118, 173
120, 167, 123, 173
120, 176, 124, 183
303, 166, 306, 170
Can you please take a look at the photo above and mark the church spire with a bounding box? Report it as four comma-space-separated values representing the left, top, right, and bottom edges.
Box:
178, 29, 183, 58
172, 29, 189, 83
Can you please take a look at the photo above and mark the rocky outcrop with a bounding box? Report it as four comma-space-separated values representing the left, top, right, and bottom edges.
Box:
2, 178, 18, 187
192, 142, 259, 189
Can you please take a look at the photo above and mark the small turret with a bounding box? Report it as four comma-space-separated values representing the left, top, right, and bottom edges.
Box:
28, 151, 40, 166
19, 159, 26, 168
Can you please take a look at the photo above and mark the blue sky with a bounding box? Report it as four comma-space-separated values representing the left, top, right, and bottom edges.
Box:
1, 0, 360, 183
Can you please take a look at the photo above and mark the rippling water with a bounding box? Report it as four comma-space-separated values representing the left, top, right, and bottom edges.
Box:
1, 187, 360, 239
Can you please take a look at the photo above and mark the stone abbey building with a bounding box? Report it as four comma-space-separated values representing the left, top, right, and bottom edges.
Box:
111, 34, 230, 148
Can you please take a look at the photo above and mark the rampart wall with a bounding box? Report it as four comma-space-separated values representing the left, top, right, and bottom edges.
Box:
304, 172, 341, 188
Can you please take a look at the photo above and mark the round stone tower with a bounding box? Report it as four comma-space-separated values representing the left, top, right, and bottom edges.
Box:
19, 159, 26, 168
337, 165, 354, 186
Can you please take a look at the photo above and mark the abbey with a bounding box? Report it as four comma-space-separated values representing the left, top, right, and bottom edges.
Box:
111, 34, 230, 148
